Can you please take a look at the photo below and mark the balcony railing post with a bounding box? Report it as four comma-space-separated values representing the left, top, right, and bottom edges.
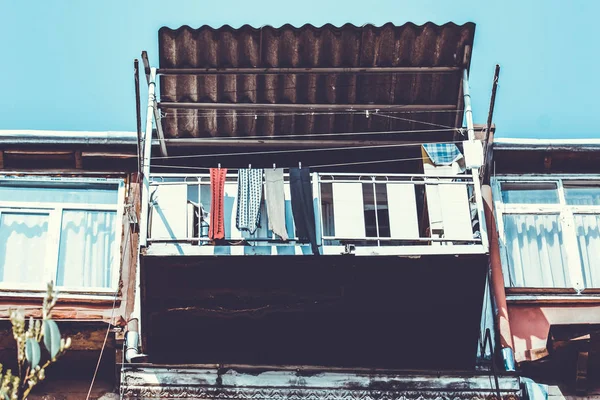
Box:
313, 172, 323, 253
462, 69, 489, 252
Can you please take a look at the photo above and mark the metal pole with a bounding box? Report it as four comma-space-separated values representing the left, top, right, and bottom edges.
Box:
134, 59, 143, 176
131, 66, 157, 349
141, 51, 169, 157
462, 69, 489, 252
462, 69, 475, 141
483, 65, 500, 182
139, 67, 156, 248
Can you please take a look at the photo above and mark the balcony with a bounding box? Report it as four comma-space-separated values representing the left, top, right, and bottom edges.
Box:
144, 171, 487, 257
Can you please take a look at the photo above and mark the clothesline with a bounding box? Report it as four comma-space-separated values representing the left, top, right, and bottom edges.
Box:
150, 140, 462, 160
203, 166, 321, 255
149, 156, 427, 171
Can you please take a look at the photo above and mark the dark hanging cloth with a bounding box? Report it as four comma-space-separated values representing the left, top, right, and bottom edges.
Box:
209, 168, 227, 240
289, 167, 319, 255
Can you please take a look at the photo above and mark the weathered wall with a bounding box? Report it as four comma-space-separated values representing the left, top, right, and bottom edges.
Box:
508, 303, 600, 362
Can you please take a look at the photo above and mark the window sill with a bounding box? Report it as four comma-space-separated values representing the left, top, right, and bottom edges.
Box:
0, 289, 120, 305
506, 293, 600, 304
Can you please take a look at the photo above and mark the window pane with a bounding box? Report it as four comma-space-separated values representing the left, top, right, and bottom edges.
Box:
0, 183, 118, 204
503, 214, 570, 287
56, 210, 116, 288
0, 212, 48, 285
501, 182, 559, 204
565, 184, 600, 206
574, 214, 600, 288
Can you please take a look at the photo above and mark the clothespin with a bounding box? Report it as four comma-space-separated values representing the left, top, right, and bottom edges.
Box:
254, 114, 258, 120
365, 110, 370, 119
273, 163, 276, 170
298, 161, 302, 169
248, 163, 252, 170
218, 163, 221, 170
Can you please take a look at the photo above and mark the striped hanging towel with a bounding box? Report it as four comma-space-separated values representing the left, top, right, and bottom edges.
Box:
236, 168, 263, 234
209, 168, 227, 240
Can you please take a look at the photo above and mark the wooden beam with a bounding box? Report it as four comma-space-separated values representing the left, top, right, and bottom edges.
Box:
575, 351, 589, 394
157, 66, 462, 75
158, 138, 433, 149
158, 102, 456, 112
81, 152, 138, 159
75, 151, 83, 169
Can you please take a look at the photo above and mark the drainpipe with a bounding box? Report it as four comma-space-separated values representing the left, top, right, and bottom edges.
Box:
125, 67, 156, 363
125, 318, 147, 363
482, 184, 515, 371
462, 68, 515, 371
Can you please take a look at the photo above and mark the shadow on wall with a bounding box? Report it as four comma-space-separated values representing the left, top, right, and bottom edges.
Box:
507, 305, 550, 361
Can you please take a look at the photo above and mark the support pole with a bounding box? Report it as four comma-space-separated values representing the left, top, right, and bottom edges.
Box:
130, 67, 157, 349
483, 65, 500, 183
462, 69, 489, 252
134, 59, 143, 176
141, 52, 168, 157
464, 67, 516, 370
139, 67, 156, 248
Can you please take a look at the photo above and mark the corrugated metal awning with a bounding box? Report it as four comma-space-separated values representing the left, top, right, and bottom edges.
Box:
156, 23, 475, 142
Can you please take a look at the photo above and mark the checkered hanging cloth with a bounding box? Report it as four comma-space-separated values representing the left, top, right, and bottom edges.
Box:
422, 143, 464, 165
236, 168, 263, 234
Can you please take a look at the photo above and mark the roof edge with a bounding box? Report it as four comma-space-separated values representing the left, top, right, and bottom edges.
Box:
159, 21, 476, 35
494, 137, 600, 151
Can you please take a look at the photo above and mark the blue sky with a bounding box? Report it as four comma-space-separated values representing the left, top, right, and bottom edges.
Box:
1, 0, 598, 138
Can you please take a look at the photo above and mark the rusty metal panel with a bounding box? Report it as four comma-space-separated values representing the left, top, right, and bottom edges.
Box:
157, 23, 475, 140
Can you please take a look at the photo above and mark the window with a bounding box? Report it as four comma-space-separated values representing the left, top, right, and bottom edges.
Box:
0, 177, 124, 292
494, 178, 600, 291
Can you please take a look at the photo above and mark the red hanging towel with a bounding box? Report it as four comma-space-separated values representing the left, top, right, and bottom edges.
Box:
209, 168, 227, 240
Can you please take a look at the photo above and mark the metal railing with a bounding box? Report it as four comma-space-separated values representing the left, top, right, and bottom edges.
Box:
146, 172, 486, 255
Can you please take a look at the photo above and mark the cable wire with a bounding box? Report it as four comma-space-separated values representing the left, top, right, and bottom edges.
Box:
85, 215, 132, 400
150, 155, 427, 172
149, 127, 459, 141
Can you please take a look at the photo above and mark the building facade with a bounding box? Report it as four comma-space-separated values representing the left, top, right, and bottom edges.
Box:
488, 138, 600, 398
8, 21, 599, 400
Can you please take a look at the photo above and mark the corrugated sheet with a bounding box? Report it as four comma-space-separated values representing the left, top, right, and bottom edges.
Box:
158, 23, 475, 140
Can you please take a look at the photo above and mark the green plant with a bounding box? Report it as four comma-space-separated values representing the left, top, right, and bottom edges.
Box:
0, 282, 71, 400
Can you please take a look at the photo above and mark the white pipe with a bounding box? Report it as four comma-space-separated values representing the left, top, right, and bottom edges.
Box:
139, 67, 156, 248
130, 67, 156, 349
462, 69, 489, 252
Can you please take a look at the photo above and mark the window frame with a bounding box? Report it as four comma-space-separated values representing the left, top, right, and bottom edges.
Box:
492, 175, 600, 293
0, 176, 125, 294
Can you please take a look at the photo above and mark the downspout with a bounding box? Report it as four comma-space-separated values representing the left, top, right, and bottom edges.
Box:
125, 318, 147, 363
482, 173, 515, 371
462, 69, 515, 371
125, 66, 156, 363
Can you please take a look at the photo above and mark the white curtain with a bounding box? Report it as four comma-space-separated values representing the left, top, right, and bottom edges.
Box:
574, 214, 600, 288
56, 210, 116, 288
0, 212, 48, 285
503, 214, 570, 287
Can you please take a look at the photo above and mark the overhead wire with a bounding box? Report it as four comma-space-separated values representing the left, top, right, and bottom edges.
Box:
85, 204, 135, 400
149, 127, 459, 141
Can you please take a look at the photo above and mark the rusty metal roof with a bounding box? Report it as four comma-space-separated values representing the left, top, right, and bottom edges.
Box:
157, 23, 475, 141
